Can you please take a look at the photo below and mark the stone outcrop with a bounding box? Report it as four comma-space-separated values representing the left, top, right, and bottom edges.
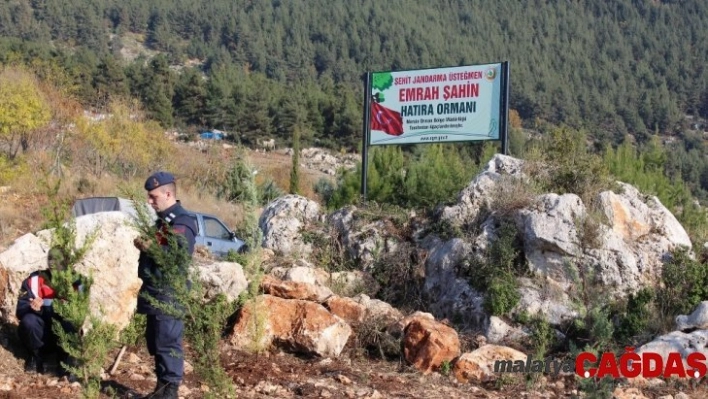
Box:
439, 154, 526, 226
197, 261, 248, 302
269, 265, 379, 297
426, 154, 694, 329
0, 212, 142, 330
420, 236, 485, 325
299, 147, 357, 176
229, 294, 352, 357
260, 275, 334, 303
330, 206, 401, 270
676, 301, 708, 331
402, 316, 460, 374
453, 344, 527, 383
259, 195, 321, 256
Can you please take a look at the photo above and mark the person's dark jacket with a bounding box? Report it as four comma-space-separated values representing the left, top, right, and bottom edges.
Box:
137, 202, 197, 315
16, 270, 83, 321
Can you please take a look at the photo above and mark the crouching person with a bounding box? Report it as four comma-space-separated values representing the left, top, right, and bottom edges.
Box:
16, 247, 81, 375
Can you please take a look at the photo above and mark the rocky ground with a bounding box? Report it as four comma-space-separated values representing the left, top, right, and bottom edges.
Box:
0, 322, 506, 399
1, 319, 707, 399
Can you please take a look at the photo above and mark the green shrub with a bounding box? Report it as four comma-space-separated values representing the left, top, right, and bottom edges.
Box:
465, 220, 526, 317
313, 177, 335, 204
529, 316, 555, 358
119, 313, 147, 347
657, 247, 708, 317
326, 144, 477, 209
484, 272, 520, 316
41, 180, 115, 399
538, 126, 612, 201
401, 145, 475, 208
257, 179, 284, 205
613, 288, 654, 345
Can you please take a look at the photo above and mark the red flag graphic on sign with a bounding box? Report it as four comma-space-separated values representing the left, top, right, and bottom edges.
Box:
371, 101, 404, 136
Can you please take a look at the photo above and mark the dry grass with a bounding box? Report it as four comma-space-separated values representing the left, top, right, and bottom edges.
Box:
489, 175, 539, 217
250, 150, 321, 200
178, 188, 248, 231
0, 143, 326, 247
0, 202, 41, 247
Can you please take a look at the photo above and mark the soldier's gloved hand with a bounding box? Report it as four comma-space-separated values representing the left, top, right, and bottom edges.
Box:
133, 236, 152, 251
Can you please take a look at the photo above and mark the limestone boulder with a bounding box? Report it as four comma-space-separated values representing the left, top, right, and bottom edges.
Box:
260, 275, 334, 303
420, 236, 485, 327
676, 301, 708, 331
518, 193, 585, 283
230, 294, 351, 357
351, 294, 403, 326
0, 212, 142, 330
389, 311, 435, 337
484, 316, 529, 344
324, 296, 366, 327
515, 277, 579, 325
329, 206, 401, 270
271, 266, 330, 286
439, 154, 525, 226
402, 317, 460, 374
636, 330, 708, 368
269, 265, 378, 297
453, 345, 527, 383
259, 195, 321, 256
196, 261, 248, 302
0, 233, 48, 322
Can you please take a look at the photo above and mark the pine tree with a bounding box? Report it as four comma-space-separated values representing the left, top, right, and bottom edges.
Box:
290, 127, 301, 194
40, 182, 116, 399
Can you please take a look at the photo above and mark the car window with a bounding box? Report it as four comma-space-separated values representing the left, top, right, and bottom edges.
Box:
203, 216, 231, 239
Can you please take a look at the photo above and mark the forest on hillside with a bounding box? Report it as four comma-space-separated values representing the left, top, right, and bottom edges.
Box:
2, 0, 708, 200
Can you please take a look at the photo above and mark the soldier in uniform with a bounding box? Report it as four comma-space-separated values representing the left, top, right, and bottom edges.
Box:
134, 171, 197, 399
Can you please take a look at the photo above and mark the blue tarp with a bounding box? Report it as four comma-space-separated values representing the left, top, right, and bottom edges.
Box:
200, 130, 225, 140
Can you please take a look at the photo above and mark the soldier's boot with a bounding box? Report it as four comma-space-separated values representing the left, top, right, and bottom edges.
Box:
141, 380, 167, 399
161, 383, 179, 399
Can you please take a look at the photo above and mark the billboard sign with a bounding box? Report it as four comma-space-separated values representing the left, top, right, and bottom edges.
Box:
368, 63, 506, 145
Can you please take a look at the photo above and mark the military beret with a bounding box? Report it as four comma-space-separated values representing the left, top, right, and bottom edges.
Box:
144, 171, 175, 191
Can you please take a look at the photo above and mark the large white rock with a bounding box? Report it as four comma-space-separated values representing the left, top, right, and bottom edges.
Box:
519, 193, 585, 283
421, 236, 485, 327
196, 261, 248, 302
259, 195, 321, 256
676, 301, 708, 331
439, 154, 525, 226
636, 330, 708, 368
329, 206, 401, 270
588, 183, 692, 293
0, 233, 49, 321
515, 278, 579, 325
427, 154, 693, 327
269, 265, 379, 297
473, 177, 692, 299
453, 345, 528, 383
484, 316, 529, 344
0, 212, 142, 330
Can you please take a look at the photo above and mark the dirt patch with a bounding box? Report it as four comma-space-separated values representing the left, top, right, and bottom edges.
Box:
2, 320, 708, 398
